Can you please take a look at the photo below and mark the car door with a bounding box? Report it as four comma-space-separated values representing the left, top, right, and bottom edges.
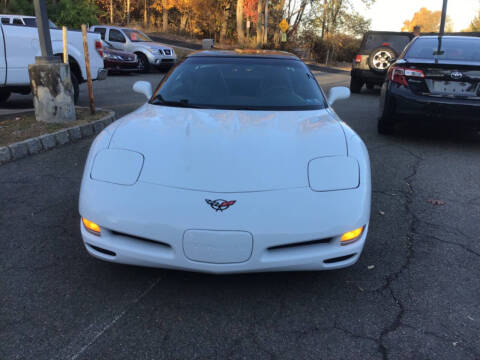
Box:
107, 29, 127, 51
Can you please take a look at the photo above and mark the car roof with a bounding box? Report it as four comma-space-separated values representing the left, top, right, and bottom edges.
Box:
0, 14, 35, 18
186, 49, 300, 60
415, 35, 480, 40
365, 31, 414, 36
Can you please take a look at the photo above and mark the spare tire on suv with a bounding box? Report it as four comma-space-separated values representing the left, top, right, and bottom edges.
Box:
350, 31, 414, 94
368, 46, 397, 74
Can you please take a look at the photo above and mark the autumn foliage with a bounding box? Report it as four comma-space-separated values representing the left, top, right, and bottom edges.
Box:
401, 7, 453, 33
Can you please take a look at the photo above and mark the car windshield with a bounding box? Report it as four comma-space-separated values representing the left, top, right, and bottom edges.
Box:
151, 57, 326, 111
123, 29, 152, 42
406, 37, 480, 61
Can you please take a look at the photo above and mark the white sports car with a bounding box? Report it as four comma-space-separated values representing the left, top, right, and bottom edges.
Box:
79, 50, 371, 273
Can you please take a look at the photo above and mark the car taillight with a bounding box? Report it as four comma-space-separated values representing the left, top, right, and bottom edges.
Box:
95, 40, 103, 58
390, 66, 424, 87
355, 55, 362, 63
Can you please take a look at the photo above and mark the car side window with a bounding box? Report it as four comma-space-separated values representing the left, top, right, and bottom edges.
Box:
13, 18, 23, 25
94, 28, 106, 40
109, 29, 126, 43
1, 18, 10, 24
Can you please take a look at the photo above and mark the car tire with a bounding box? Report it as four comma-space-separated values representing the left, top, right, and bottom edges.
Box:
366, 82, 375, 90
350, 77, 363, 93
0, 90, 11, 104
71, 72, 79, 105
137, 53, 150, 73
377, 93, 396, 135
368, 47, 396, 74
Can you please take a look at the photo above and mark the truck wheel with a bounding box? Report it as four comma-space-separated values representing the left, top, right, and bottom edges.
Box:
0, 90, 11, 104
71, 72, 79, 105
137, 53, 150, 73
350, 76, 363, 93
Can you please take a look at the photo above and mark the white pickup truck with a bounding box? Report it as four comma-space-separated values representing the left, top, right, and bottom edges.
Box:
0, 21, 106, 104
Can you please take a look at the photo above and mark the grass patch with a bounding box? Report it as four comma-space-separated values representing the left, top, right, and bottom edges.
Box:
0, 108, 110, 147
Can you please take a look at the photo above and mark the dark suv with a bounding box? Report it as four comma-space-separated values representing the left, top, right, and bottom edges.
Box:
350, 31, 414, 93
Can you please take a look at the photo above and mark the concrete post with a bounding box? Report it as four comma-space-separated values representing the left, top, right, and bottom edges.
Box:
28, 57, 76, 123
30, 0, 76, 123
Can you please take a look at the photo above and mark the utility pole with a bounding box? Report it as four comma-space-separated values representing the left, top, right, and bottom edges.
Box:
29, 0, 75, 123
263, 0, 269, 45
33, 0, 54, 59
436, 0, 448, 59
439, 0, 448, 35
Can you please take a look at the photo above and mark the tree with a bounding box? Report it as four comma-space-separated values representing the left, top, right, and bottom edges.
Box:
236, 0, 245, 42
401, 7, 453, 33
151, 0, 175, 31
465, 10, 480, 31
305, 0, 373, 38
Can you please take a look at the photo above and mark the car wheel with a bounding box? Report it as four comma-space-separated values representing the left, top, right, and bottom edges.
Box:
137, 53, 150, 73
366, 82, 375, 90
377, 93, 396, 135
0, 90, 11, 104
350, 77, 363, 93
368, 47, 396, 74
70, 72, 79, 105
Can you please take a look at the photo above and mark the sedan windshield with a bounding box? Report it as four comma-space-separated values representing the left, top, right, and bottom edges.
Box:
151, 57, 326, 110
406, 37, 480, 61
123, 29, 152, 42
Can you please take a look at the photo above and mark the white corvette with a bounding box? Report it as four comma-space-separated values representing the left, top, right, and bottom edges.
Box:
79, 50, 371, 273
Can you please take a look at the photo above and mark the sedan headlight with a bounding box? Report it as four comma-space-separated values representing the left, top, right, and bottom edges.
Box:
308, 156, 359, 191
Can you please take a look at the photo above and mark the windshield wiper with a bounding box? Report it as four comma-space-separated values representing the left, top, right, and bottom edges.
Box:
151, 95, 204, 108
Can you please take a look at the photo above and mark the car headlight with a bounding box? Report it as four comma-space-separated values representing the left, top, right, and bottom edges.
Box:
308, 156, 359, 191
91, 149, 144, 185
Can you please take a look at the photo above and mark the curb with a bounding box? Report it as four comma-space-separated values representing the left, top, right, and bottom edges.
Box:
0, 108, 115, 166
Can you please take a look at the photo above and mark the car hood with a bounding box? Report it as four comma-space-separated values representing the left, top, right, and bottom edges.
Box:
109, 104, 347, 192
136, 42, 172, 50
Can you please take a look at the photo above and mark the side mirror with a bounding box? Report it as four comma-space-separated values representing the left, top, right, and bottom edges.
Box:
327, 86, 350, 106
133, 81, 152, 100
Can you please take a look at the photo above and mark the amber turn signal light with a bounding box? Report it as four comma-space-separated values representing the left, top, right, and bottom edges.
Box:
340, 226, 364, 245
82, 217, 101, 235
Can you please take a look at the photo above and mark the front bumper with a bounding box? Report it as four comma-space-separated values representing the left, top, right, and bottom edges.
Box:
105, 60, 139, 72
79, 180, 370, 274
146, 52, 177, 66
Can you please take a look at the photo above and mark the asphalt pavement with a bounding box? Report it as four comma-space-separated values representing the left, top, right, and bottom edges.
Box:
1, 70, 479, 360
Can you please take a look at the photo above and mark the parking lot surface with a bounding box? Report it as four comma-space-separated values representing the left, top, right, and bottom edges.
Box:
1, 71, 479, 360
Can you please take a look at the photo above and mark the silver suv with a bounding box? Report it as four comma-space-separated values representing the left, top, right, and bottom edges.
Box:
90, 25, 177, 73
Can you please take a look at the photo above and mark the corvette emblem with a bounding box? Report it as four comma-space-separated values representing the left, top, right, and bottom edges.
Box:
205, 199, 236, 212
450, 71, 463, 80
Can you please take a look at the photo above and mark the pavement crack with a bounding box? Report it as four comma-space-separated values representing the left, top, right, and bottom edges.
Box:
61, 276, 162, 360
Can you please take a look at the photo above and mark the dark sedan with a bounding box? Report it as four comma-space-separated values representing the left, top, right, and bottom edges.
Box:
102, 40, 139, 73
378, 35, 480, 134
